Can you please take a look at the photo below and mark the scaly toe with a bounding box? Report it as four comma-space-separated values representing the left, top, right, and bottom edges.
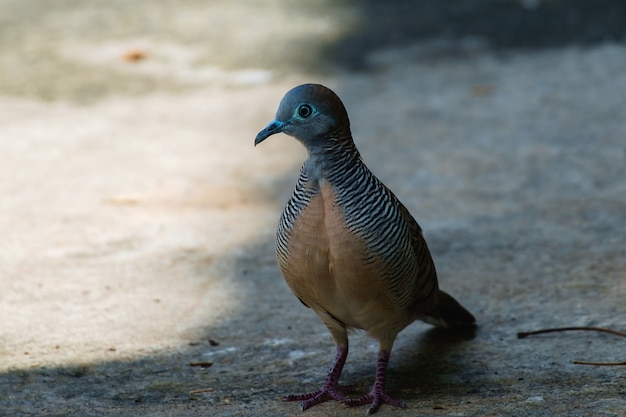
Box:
345, 391, 407, 414
283, 385, 347, 410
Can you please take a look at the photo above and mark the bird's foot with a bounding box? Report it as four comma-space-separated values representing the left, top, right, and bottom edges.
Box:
345, 388, 407, 415
283, 383, 352, 411
343, 349, 406, 414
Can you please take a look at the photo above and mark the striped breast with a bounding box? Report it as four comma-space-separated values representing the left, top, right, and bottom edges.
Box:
276, 156, 440, 335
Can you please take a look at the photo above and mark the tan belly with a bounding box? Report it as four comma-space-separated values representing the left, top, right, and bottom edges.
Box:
278, 182, 396, 331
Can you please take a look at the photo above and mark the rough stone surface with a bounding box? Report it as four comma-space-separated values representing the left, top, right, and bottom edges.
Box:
1, 1, 625, 416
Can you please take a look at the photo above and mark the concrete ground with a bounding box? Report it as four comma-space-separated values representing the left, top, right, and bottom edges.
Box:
1, 1, 625, 416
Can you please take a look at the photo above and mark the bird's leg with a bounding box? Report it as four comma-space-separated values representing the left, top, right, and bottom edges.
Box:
345, 350, 407, 414
283, 344, 350, 410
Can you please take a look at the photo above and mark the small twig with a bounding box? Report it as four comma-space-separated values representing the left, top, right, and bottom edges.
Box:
189, 387, 214, 394
517, 326, 626, 339
517, 325, 626, 366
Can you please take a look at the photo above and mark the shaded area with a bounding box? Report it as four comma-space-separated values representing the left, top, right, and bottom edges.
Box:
329, 0, 626, 69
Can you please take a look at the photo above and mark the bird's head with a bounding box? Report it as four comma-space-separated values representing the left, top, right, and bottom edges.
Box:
254, 84, 352, 151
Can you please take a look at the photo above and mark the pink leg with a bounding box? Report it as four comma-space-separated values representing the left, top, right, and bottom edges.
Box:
283, 345, 350, 411
345, 350, 407, 415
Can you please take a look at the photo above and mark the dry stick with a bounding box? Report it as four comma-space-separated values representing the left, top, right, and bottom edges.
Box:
517, 326, 626, 366
517, 326, 626, 339
190, 387, 214, 394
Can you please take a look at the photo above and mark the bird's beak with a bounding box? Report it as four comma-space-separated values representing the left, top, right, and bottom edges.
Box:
254, 120, 285, 146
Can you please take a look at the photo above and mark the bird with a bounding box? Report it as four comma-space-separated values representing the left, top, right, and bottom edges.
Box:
254, 83, 475, 414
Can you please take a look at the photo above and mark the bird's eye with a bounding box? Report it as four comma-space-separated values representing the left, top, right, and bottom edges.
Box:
297, 104, 313, 118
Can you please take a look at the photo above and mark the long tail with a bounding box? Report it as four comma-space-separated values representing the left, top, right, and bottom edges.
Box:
436, 290, 476, 327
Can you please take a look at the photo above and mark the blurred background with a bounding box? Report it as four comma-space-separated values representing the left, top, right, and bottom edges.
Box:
1, 1, 625, 416
1, 0, 625, 102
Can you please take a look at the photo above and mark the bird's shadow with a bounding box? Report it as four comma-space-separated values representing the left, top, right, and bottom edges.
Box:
390, 325, 478, 399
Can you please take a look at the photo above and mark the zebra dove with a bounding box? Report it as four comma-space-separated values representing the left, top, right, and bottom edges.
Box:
255, 83, 475, 414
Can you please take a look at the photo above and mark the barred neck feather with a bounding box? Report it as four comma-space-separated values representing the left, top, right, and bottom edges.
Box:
304, 130, 360, 179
